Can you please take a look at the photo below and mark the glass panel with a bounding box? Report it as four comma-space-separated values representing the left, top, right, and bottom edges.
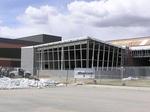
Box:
76, 50, 81, 59
70, 51, 74, 60
82, 50, 86, 59
64, 51, 69, 60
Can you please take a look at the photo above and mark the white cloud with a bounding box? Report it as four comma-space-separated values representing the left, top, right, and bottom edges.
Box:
68, 0, 150, 27
1, 0, 150, 40
18, 5, 58, 25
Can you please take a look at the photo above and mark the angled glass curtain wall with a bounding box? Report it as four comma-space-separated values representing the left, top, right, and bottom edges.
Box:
35, 39, 124, 70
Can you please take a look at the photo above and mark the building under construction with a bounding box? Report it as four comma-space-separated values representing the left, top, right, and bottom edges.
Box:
21, 35, 150, 77
21, 37, 125, 75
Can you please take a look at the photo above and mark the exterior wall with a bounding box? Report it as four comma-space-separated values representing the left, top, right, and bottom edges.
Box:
0, 48, 21, 67
21, 47, 34, 75
0, 48, 21, 58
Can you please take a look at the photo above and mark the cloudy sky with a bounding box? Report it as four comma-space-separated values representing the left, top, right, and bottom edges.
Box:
0, 0, 150, 40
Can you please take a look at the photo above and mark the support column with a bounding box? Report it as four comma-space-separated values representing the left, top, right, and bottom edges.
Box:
86, 40, 89, 68
61, 47, 64, 70
97, 43, 100, 70
107, 46, 110, 70
47, 49, 50, 70
41, 50, 43, 70
68, 47, 71, 70
111, 47, 115, 69
102, 44, 106, 70
80, 44, 83, 68
74, 44, 77, 69
52, 48, 54, 70
121, 49, 124, 67
34, 49, 38, 75
116, 48, 119, 67
92, 42, 95, 68
57, 48, 60, 69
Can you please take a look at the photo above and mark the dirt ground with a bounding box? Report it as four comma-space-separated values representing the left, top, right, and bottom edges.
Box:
0, 86, 150, 112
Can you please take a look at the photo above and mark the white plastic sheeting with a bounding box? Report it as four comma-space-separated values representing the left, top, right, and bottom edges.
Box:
0, 77, 64, 89
122, 77, 139, 81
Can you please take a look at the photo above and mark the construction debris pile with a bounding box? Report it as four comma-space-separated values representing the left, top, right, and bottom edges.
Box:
0, 77, 64, 89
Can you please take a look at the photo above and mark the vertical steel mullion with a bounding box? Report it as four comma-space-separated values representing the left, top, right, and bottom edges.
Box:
41, 50, 43, 70
102, 44, 105, 70
39, 51, 41, 70
47, 49, 50, 70
80, 44, 83, 68
61, 47, 64, 70
92, 42, 95, 68
34, 50, 37, 69
57, 47, 60, 69
34, 50, 37, 74
38, 51, 41, 70
116, 48, 119, 67
52, 48, 55, 70
86, 40, 89, 68
111, 47, 115, 69
43, 50, 45, 70
97, 43, 100, 70
121, 49, 124, 67
74, 44, 77, 69
107, 46, 110, 70
68, 47, 71, 70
